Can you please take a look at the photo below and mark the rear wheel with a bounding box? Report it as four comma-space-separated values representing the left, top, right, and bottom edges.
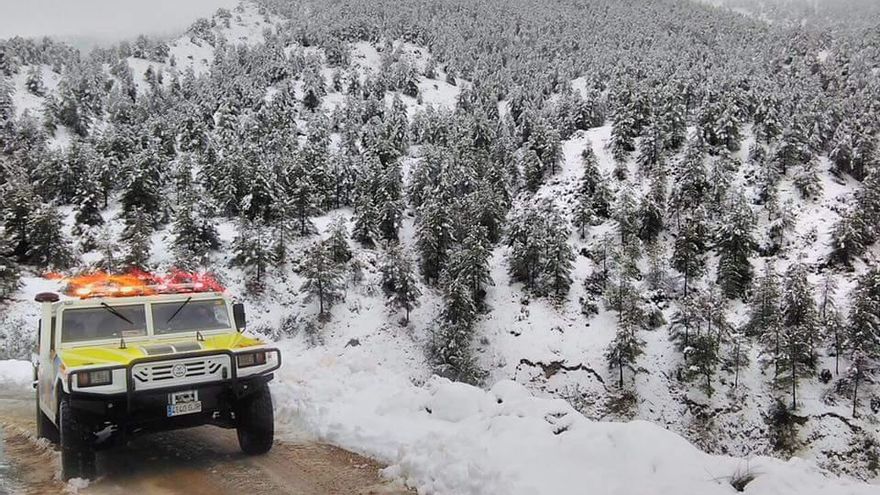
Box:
35, 390, 59, 444
236, 385, 274, 455
59, 395, 96, 481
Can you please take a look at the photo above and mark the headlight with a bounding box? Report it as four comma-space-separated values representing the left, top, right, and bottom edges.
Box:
237, 352, 267, 368
77, 370, 112, 387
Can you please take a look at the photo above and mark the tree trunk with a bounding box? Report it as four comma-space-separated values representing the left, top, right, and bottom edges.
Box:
852, 365, 860, 418
733, 342, 740, 389
834, 332, 840, 375
618, 354, 624, 389
790, 339, 797, 410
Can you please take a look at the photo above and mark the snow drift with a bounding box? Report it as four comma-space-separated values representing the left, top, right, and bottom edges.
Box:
271, 342, 875, 495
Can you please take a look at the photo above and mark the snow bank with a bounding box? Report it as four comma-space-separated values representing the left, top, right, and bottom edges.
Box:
272, 342, 873, 495
0, 360, 33, 391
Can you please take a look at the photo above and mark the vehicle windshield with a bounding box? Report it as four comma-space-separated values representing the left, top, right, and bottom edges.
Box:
61, 304, 147, 343
152, 299, 231, 335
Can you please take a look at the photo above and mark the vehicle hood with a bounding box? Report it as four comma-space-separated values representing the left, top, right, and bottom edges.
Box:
58, 333, 265, 368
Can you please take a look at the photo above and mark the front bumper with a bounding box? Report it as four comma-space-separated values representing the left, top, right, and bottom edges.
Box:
66, 349, 280, 444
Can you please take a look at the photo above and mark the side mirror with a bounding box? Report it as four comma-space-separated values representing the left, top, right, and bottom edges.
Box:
233, 303, 246, 332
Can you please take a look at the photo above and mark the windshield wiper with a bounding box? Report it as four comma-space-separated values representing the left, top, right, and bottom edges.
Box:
166, 297, 193, 324
100, 302, 133, 325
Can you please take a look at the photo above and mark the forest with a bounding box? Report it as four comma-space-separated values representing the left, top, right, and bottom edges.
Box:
0, 0, 879, 480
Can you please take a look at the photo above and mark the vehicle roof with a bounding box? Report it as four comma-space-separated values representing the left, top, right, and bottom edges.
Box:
52, 291, 229, 310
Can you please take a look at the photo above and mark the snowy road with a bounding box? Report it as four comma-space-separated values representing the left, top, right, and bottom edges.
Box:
0, 392, 411, 495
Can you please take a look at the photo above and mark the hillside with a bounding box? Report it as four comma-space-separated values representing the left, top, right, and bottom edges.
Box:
1, 0, 879, 492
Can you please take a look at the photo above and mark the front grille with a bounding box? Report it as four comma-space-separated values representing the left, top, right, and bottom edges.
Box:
131, 355, 231, 391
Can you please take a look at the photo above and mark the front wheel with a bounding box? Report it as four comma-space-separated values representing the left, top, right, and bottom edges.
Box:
236, 385, 274, 455
59, 395, 96, 481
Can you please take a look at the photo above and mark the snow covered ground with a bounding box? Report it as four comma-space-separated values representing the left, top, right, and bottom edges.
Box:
2, 0, 879, 492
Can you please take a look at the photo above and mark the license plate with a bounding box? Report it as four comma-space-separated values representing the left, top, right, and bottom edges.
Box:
167, 390, 202, 417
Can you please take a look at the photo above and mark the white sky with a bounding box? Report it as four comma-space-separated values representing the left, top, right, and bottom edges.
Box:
0, 0, 238, 49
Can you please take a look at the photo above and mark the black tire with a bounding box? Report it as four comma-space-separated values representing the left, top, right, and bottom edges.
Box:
35, 390, 59, 444
59, 395, 96, 481
236, 385, 274, 455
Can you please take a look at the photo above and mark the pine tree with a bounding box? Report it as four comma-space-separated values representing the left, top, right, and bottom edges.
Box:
25, 203, 74, 270
0, 230, 21, 299
605, 252, 645, 389
846, 269, 880, 416
613, 184, 640, 248
716, 192, 756, 299
300, 241, 344, 316
172, 186, 219, 268
0, 77, 13, 123
122, 146, 165, 226
574, 148, 610, 233
380, 244, 422, 323
231, 216, 272, 292
431, 275, 482, 384
671, 208, 707, 297
818, 273, 844, 375
669, 144, 708, 223
25, 66, 45, 96
94, 227, 120, 273
302, 64, 326, 112
793, 157, 822, 199
416, 195, 454, 284
543, 214, 575, 300
689, 328, 720, 395
122, 207, 153, 271
639, 174, 666, 244
325, 216, 352, 264
444, 225, 493, 305
506, 199, 572, 298
636, 120, 664, 175
749, 262, 783, 375
2, 173, 40, 260
778, 263, 819, 408
289, 158, 319, 236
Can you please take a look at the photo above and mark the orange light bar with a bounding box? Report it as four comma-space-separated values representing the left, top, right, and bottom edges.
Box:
53, 270, 225, 299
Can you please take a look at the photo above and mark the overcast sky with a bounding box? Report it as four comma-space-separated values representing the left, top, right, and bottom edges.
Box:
0, 0, 238, 49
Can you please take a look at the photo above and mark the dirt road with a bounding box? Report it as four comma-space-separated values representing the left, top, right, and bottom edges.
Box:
0, 392, 411, 495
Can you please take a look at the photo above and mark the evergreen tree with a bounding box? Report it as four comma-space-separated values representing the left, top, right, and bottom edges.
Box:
94, 227, 120, 273
380, 244, 422, 323
2, 173, 40, 260
231, 217, 272, 292
671, 208, 707, 297
416, 194, 454, 284
506, 199, 573, 298
171, 186, 219, 268
605, 251, 645, 389
300, 241, 344, 316
121, 146, 165, 226
122, 207, 152, 271
431, 276, 482, 384
0, 231, 21, 299
779, 263, 819, 408
846, 268, 880, 416
325, 216, 352, 264
573, 147, 611, 238
613, 184, 640, 248
716, 192, 756, 299
639, 174, 666, 244
818, 273, 844, 375
72, 173, 104, 251
749, 262, 783, 378
26, 203, 74, 270
443, 225, 493, 305
25, 66, 45, 96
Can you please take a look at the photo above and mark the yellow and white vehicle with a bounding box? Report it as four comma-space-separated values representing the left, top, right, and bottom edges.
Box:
31, 274, 281, 480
